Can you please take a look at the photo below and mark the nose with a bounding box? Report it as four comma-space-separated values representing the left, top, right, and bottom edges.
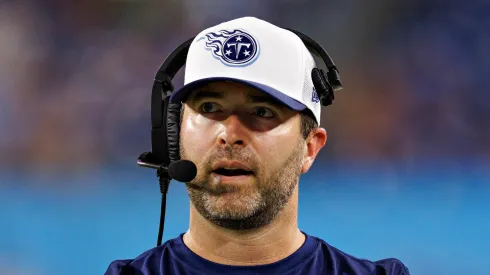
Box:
216, 114, 249, 147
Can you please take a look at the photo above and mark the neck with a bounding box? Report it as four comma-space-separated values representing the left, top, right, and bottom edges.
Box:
183, 186, 305, 266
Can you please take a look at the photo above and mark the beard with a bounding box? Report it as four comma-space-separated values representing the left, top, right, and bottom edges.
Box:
180, 138, 304, 230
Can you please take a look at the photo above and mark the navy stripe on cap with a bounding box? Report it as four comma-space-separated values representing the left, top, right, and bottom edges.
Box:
169, 77, 307, 111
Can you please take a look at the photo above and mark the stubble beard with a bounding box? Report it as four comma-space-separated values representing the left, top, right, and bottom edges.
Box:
180, 139, 304, 230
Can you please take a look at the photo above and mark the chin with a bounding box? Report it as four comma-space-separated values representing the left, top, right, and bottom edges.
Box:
203, 191, 263, 220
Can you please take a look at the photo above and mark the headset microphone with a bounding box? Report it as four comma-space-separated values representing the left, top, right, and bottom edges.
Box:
137, 152, 197, 246
168, 160, 197, 183
137, 153, 197, 183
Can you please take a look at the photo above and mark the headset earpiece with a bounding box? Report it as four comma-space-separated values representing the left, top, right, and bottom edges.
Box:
166, 101, 182, 163
150, 73, 175, 166
311, 68, 334, 106
147, 38, 193, 167
151, 93, 171, 167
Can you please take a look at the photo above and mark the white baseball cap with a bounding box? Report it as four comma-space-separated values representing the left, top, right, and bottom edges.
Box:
169, 16, 322, 124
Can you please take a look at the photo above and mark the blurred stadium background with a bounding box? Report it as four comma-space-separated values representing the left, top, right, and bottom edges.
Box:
0, 0, 489, 274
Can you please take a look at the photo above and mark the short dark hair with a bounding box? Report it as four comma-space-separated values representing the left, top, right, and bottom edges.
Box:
179, 105, 318, 139
300, 109, 318, 140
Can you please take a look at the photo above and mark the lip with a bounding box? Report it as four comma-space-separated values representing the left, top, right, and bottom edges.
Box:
211, 160, 253, 172
211, 173, 253, 184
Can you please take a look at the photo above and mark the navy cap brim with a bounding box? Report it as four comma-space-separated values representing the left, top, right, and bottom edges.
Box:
169, 77, 307, 111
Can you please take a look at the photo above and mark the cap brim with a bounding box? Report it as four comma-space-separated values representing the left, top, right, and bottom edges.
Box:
169, 77, 307, 111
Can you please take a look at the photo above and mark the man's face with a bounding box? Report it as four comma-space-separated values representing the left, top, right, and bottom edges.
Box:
179, 81, 306, 230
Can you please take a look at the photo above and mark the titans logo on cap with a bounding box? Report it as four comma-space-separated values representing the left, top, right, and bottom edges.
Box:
199, 29, 259, 67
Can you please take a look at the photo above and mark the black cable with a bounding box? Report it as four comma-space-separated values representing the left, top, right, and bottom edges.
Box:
157, 167, 170, 247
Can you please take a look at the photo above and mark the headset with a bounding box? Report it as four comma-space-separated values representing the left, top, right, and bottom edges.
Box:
137, 27, 343, 246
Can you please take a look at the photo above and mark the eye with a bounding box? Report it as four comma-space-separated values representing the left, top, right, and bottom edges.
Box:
255, 106, 275, 118
200, 102, 221, 113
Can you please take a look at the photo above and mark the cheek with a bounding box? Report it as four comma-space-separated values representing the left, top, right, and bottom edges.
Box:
254, 123, 300, 172
180, 112, 216, 161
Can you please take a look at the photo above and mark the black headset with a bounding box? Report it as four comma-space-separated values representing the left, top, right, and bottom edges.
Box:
143, 28, 343, 168
137, 27, 343, 246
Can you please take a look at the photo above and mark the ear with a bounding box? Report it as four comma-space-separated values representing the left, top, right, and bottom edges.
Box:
301, 127, 327, 174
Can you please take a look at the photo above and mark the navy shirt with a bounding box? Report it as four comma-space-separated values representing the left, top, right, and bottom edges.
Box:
105, 233, 409, 275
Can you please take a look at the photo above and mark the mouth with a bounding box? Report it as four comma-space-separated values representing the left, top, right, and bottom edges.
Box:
210, 161, 255, 184
212, 168, 253, 177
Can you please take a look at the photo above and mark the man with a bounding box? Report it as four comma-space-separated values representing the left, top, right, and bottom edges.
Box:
106, 17, 409, 275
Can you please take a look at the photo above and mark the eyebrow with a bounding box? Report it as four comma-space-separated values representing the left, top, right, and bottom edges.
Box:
191, 90, 285, 109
